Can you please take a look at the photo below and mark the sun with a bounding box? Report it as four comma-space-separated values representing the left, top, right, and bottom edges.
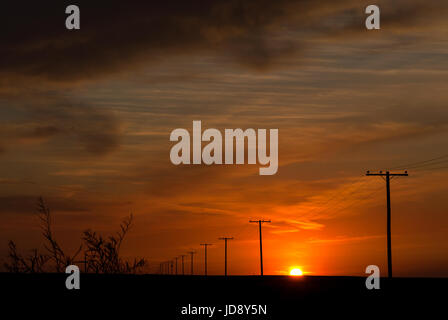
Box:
289, 268, 303, 276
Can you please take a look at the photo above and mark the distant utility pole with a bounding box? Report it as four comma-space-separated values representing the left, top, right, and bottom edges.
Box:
180, 255, 186, 275
188, 251, 196, 275
84, 252, 88, 273
74, 254, 88, 274
174, 257, 178, 275
218, 237, 234, 276
200, 243, 213, 276
366, 170, 408, 278
170, 260, 174, 275
249, 219, 271, 276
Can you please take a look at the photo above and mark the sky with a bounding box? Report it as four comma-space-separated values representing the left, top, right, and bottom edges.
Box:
1, 0, 448, 276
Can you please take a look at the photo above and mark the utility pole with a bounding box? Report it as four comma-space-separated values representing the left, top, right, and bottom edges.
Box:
249, 220, 271, 276
73, 252, 88, 273
180, 255, 186, 275
218, 237, 233, 276
200, 243, 213, 276
84, 252, 88, 273
366, 170, 408, 278
188, 251, 196, 275
174, 257, 178, 275
170, 260, 174, 275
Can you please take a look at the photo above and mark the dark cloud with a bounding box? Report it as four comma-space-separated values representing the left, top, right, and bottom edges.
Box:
20, 126, 62, 139
0, 179, 36, 185
0, 195, 89, 215
28, 96, 122, 155
1, 1, 443, 157
1, 1, 446, 82
0, 195, 134, 216
0, 93, 121, 155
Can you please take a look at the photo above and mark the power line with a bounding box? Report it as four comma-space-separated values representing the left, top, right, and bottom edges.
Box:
303, 179, 378, 221
295, 176, 377, 223
398, 159, 448, 170
151, 154, 448, 278
388, 154, 448, 170
318, 184, 385, 219
412, 165, 448, 172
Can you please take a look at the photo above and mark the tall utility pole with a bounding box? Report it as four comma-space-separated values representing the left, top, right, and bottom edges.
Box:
180, 255, 186, 275
174, 257, 178, 275
188, 251, 196, 275
249, 220, 271, 276
200, 243, 213, 276
366, 170, 408, 278
218, 237, 233, 276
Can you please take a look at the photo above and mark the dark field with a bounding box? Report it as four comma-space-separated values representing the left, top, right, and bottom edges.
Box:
1, 274, 445, 318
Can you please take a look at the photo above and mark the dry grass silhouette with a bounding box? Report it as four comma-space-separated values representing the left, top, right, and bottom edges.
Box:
83, 215, 146, 273
5, 241, 49, 273
4, 197, 146, 274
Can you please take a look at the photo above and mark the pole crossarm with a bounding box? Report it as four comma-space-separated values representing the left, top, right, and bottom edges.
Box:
366, 170, 408, 176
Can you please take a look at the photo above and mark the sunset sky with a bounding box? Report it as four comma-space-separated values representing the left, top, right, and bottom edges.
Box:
1, 1, 447, 277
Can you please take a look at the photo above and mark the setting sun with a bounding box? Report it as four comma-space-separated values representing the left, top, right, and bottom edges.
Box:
289, 268, 303, 276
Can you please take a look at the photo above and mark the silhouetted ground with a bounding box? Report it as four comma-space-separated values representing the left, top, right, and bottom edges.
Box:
1, 273, 445, 318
